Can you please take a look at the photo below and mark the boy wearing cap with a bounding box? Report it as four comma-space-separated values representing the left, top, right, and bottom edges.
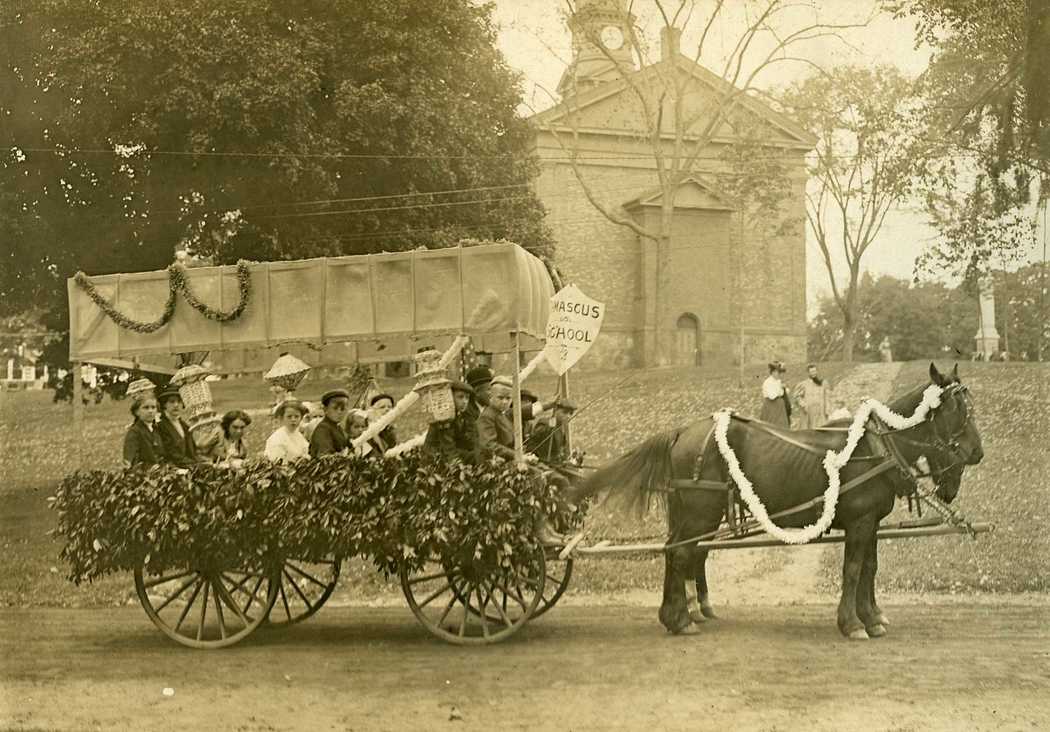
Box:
527, 398, 576, 465
463, 365, 494, 422
309, 389, 351, 457
424, 381, 478, 464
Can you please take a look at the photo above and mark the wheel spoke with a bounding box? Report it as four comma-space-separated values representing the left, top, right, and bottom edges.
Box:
457, 591, 470, 638
476, 587, 490, 639
283, 568, 315, 610
174, 579, 204, 634
278, 582, 292, 621
407, 570, 449, 586
487, 581, 515, 628
285, 562, 330, 590
214, 576, 250, 627
242, 576, 265, 616
223, 571, 258, 597
143, 569, 195, 589
435, 594, 458, 628
153, 575, 200, 613
212, 580, 228, 640
196, 581, 210, 641
417, 581, 453, 610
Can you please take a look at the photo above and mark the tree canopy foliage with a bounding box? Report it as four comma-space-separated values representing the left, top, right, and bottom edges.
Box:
893, 0, 1049, 279
782, 64, 922, 361
1, 0, 552, 349
808, 267, 1048, 362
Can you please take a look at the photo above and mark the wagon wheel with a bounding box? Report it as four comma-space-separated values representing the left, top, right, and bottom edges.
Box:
400, 546, 546, 645
465, 549, 572, 621
265, 556, 342, 627
134, 564, 279, 649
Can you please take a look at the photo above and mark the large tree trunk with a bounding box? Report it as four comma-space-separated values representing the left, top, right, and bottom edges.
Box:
841, 317, 856, 363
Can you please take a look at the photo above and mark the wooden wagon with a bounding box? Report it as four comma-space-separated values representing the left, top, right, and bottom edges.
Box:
68, 242, 577, 648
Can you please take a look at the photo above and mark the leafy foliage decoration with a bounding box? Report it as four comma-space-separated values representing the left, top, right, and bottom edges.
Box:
49, 453, 582, 585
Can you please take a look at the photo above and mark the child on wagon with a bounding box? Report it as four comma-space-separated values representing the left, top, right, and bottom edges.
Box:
123, 393, 164, 468
309, 389, 351, 457
156, 387, 198, 467
264, 399, 310, 463
423, 381, 478, 464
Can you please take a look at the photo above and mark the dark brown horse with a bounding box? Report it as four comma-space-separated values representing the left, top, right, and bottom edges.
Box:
580, 364, 983, 639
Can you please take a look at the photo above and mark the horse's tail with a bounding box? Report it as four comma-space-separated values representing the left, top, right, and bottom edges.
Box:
579, 429, 681, 516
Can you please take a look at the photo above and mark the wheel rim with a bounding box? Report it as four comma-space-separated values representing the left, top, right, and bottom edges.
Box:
265, 556, 342, 627
531, 553, 573, 619
401, 547, 546, 645
134, 565, 279, 649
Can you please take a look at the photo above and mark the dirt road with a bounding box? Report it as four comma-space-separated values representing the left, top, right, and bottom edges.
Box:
2, 604, 1047, 731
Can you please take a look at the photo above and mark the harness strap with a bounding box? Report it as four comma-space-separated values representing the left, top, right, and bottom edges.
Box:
730, 416, 829, 456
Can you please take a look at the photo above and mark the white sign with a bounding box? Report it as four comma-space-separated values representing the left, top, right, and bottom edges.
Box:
544, 284, 605, 375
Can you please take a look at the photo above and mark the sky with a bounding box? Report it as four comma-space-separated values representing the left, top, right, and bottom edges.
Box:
488, 0, 1048, 312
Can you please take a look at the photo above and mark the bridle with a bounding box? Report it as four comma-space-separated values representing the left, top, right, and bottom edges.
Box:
879, 383, 977, 486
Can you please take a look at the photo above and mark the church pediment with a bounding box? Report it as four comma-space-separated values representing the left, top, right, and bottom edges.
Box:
623, 177, 735, 212
532, 54, 816, 150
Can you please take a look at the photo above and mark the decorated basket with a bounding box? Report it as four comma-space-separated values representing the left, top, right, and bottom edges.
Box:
414, 349, 455, 423
264, 353, 311, 393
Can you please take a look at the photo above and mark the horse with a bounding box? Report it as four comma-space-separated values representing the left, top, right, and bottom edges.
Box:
579, 363, 983, 639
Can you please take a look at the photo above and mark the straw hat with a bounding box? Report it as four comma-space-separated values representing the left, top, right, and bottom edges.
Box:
125, 378, 156, 399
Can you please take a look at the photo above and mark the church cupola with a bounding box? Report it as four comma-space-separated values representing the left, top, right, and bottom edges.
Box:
557, 0, 637, 97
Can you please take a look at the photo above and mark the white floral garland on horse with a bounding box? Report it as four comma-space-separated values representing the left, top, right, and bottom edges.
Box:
713, 384, 945, 545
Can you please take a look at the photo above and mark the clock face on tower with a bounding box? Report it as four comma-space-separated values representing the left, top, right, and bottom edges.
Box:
600, 25, 624, 50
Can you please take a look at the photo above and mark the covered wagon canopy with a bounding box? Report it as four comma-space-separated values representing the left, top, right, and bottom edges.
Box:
69, 243, 554, 366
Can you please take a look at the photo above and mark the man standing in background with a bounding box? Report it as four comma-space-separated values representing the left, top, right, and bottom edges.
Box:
794, 363, 831, 429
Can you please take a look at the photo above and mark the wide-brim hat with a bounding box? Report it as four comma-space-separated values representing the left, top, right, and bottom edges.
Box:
520, 388, 539, 403
321, 389, 350, 406
449, 381, 475, 396
126, 378, 156, 399
465, 365, 494, 388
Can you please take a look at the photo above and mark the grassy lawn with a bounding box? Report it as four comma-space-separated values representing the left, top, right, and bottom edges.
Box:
820, 360, 1050, 594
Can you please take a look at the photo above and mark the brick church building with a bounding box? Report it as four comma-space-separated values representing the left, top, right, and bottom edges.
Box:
528, 0, 814, 369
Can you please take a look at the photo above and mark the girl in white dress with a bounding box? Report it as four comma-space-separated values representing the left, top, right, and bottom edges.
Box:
264, 400, 310, 463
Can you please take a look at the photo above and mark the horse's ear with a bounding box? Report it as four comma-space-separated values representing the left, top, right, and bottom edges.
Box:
929, 362, 945, 386
951, 363, 960, 382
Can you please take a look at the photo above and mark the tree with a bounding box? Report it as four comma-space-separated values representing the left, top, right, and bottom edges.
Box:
0, 0, 553, 364
807, 273, 977, 362
893, 0, 1050, 196
530, 0, 866, 365
782, 65, 922, 361
893, 0, 1048, 282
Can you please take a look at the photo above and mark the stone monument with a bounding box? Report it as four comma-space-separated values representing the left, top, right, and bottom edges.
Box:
974, 276, 1000, 360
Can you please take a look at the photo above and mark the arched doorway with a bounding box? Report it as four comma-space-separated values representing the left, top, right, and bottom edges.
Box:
674, 313, 701, 366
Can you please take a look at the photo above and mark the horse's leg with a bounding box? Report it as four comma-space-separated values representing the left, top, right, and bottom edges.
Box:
838, 514, 876, 640
858, 529, 888, 637
693, 549, 718, 620
660, 547, 696, 634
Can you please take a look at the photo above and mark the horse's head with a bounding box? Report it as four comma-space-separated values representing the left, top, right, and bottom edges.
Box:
923, 362, 983, 502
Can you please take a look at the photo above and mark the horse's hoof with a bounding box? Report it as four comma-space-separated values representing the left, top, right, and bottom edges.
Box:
688, 609, 707, 624
866, 623, 887, 638
700, 604, 718, 620
873, 613, 890, 627
847, 628, 870, 641
672, 622, 702, 636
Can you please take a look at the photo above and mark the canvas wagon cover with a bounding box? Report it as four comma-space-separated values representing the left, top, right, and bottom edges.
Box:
69, 243, 554, 364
